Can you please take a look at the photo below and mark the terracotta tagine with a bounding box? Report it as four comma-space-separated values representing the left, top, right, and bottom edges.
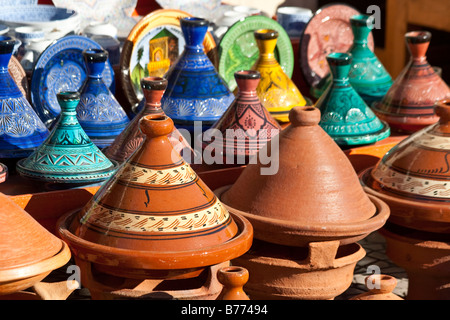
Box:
350, 274, 403, 300
252, 29, 307, 123
161, 17, 234, 134
201, 70, 281, 165
216, 266, 250, 300
372, 31, 450, 133
16, 92, 118, 187
360, 99, 450, 233
347, 15, 392, 106
0, 192, 71, 296
57, 113, 253, 299
0, 36, 49, 159
77, 49, 130, 148
103, 77, 194, 165
216, 106, 389, 247
316, 52, 390, 147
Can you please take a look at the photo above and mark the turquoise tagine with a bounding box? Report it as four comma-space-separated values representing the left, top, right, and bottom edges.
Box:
16, 91, 117, 186
347, 15, 392, 105
315, 52, 390, 146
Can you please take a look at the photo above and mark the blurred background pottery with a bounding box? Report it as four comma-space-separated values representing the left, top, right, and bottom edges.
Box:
276, 6, 312, 40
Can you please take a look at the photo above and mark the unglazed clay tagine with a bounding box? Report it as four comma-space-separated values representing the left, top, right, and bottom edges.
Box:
216, 106, 389, 247
372, 31, 450, 133
58, 114, 253, 279
0, 193, 71, 295
360, 99, 450, 233
103, 77, 193, 165
16, 92, 118, 185
316, 52, 390, 146
350, 274, 403, 300
252, 29, 307, 123
201, 70, 281, 163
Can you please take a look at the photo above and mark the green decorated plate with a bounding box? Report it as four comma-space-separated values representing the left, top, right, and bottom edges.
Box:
218, 15, 294, 92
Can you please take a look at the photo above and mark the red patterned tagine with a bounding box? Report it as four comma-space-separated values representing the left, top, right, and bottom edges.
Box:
360, 99, 450, 233
58, 114, 253, 299
372, 31, 450, 133
201, 70, 281, 165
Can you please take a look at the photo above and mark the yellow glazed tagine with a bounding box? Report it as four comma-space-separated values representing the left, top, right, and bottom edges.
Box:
252, 29, 307, 123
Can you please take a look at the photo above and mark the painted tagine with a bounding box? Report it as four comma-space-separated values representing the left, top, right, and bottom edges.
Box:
77, 48, 130, 148
103, 77, 193, 165
57, 113, 253, 299
16, 92, 117, 186
348, 15, 392, 106
162, 17, 234, 134
372, 31, 450, 133
0, 36, 49, 158
316, 52, 390, 147
252, 29, 307, 123
201, 70, 281, 165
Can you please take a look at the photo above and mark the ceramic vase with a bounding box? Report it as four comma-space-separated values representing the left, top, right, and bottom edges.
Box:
372, 31, 450, 133
103, 77, 193, 165
201, 70, 281, 165
350, 274, 403, 300
316, 52, 390, 147
77, 48, 129, 148
252, 29, 307, 123
161, 17, 234, 134
348, 15, 392, 106
16, 91, 117, 186
0, 36, 49, 158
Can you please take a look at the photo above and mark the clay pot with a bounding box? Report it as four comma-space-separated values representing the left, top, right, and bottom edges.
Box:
360, 99, 450, 233
216, 106, 389, 247
350, 274, 403, 300
217, 266, 250, 300
372, 31, 450, 133
379, 223, 450, 300
201, 70, 281, 164
58, 113, 253, 283
232, 239, 365, 300
0, 192, 71, 295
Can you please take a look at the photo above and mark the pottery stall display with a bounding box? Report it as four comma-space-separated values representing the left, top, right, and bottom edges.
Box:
16, 92, 118, 188
215, 106, 389, 299
77, 49, 129, 148
315, 52, 390, 147
372, 31, 450, 133
350, 274, 403, 300
360, 99, 450, 299
0, 36, 49, 159
57, 114, 253, 299
200, 70, 281, 165
347, 15, 392, 106
252, 29, 308, 123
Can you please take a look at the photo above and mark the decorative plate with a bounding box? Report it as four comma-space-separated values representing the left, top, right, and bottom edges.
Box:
31, 35, 115, 129
8, 55, 29, 99
218, 15, 294, 92
299, 4, 375, 88
120, 9, 217, 111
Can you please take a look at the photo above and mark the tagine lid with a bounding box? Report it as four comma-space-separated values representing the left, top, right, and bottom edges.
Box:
58, 114, 253, 270
216, 106, 389, 246
360, 99, 450, 232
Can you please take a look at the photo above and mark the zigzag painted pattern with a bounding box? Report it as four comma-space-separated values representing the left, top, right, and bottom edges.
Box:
120, 163, 197, 185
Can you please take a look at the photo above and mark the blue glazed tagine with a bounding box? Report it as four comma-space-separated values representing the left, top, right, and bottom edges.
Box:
0, 36, 49, 158
77, 48, 129, 148
161, 17, 234, 134
16, 91, 117, 187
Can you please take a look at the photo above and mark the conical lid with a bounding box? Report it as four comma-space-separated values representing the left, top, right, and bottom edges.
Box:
59, 113, 252, 271
217, 106, 389, 246
0, 36, 49, 158
103, 77, 193, 164
202, 70, 281, 161
252, 29, 307, 123
161, 17, 234, 132
373, 31, 450, 133
316, 52, 390, 146
348, 15, 392, 105
16, 92, 117, 184
361, 99, 450, 233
